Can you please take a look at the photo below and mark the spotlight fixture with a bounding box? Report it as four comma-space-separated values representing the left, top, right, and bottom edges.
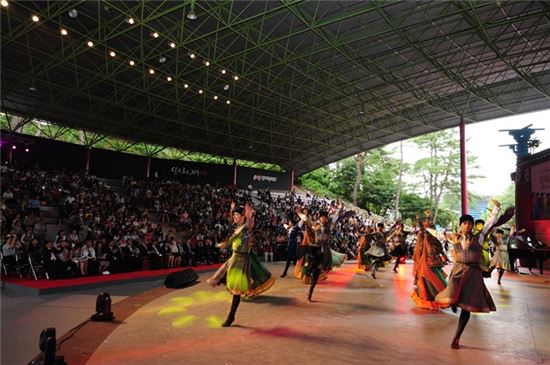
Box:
109, 51, 116, 57
68, 9, 78, 18
169, 42, 176, 48
87, 40, 94, 47
189, 53, 196, 59
205, 61, 210, 66
12, 145, 16, 149
221, 69, 226, 74
223, 84, 229, 91
213, 95, 218, 100
198, 89, 203, 94
183, 83, 189, 88
25, 148, 29, 152
1, 0, 8, 7
152, 32, 159, 38
186, 2, 197, 21
127, 17, 135, 25
158, 55, 167, 63
187, 10, 197, 20
166, 76, 172, 82
129, 60, 135, 66
38, 327, 65, 365
32, 15, 39, 22
233, 75, 239, 81
29, 84, 37, 91
91, 293, 114, 321
149, 69, 155, 74
60, 28, 68, 36
226, 100, 230, 105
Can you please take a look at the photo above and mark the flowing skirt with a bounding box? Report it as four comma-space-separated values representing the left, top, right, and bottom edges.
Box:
490, 250, 511, 270
435, 262, 496, 313
207, 252, 251, 296
245, 254, 275, 298
331, 249, 347, 267
411, 266, 447, 310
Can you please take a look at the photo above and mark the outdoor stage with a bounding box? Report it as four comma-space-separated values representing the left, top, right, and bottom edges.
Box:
2, 261, 549, 365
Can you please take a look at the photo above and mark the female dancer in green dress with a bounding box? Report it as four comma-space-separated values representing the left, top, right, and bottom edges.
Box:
207, 202, 255, 327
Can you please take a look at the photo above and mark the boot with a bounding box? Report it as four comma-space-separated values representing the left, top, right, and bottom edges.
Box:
222, 295, 240, 327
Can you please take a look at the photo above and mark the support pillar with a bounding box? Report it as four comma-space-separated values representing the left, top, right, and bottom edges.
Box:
459, 118, 468, 214
232, 159, 237, 188
146, 156, 151, 178
85, 147, 91, 173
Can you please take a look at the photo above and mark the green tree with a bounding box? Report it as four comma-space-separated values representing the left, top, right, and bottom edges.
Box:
412, 130, 481, 225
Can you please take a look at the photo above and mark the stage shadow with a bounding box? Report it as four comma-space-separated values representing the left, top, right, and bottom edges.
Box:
246, 295, 296, 306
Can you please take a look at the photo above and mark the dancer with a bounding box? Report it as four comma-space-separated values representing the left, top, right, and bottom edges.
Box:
281, 218, 299, 278
206, 202, 254, 327
490, 229, 510, 285
435, 199, 500, 349
388, 222, 408, 273
474, 219, 492, 278
356, 226, 373, 271
411, 218, 448, 310
366, 223, 387, 279
299, 210, 332, 301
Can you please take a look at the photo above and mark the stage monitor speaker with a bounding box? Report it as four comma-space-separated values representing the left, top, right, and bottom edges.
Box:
164, 268, 199, 288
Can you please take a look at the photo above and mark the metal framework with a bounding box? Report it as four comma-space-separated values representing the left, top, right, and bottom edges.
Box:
2, 1, 549, 175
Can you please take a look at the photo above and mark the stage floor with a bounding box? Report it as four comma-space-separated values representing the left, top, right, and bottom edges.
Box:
2, 261, 549, 365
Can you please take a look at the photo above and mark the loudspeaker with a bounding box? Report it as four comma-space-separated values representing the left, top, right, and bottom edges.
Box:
164, 268, 199, 288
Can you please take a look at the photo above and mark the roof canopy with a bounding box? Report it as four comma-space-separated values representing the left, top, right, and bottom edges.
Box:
2, 1, 550, 175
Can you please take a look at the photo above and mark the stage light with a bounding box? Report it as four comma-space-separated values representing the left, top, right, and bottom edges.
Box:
183, 83, 189, 88
152, 32, 159, 38
25, 148, 29, 152
87, 41, 94, 47
223, 84, 229, 91
129, 60, 135, 66
198, 89, 203, 94
1, 1, 8, 8
221, 69, 226, 74
68, 9, 78, 18
189, 53, 196, 59
233, 75, 239, 81
213, 95, 218, 100
204, 61, 210, 66
149, 69, 155, 74
159, 55, 167, 63
29, 85, 37, 91
60, 28, 68, 36
127, 17, 135, 25
186, 5, 197, 21
91, 292, 114, 321
32, 15, 39, 22
109, 51, 116, 57
12, 145, 16, 149
169, 42, 176, 48
226, 100, 230, 104
166, 76, 172, 82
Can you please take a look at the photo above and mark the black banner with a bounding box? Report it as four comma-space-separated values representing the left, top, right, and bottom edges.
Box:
236, 166, 291, 190
1, 132, 84, 171
90, 148, 146, 179
1, 131, 290, 190
151, 158, 233, 185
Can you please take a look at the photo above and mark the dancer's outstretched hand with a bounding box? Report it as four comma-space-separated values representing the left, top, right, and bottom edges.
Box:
244, 202, 254, 221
